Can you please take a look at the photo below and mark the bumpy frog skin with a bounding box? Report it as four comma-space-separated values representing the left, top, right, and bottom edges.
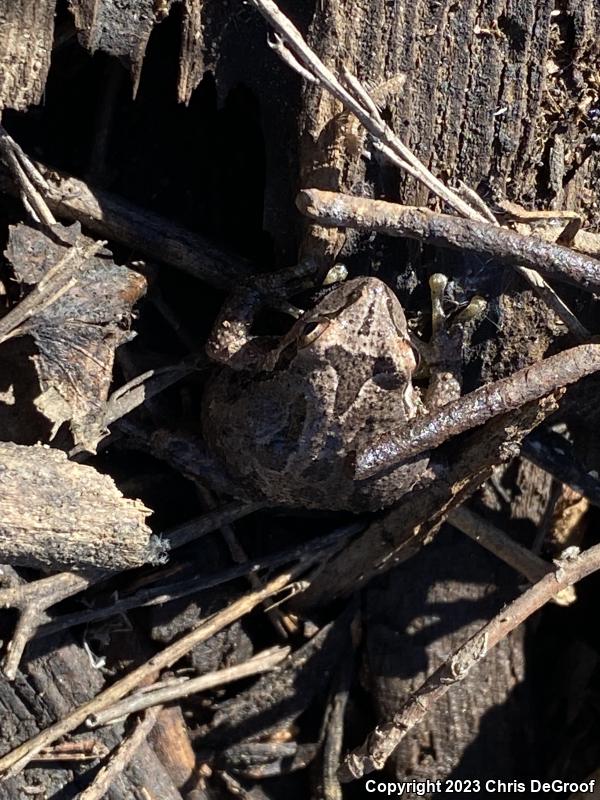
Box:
202, 277, 434, 511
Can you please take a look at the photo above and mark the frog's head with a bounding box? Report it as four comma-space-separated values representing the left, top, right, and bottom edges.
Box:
272, 277, 419, 417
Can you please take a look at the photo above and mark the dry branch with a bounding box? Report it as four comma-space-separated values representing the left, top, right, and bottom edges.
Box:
86, 646, 290, 727
296, 397, 558, 609
0, 570, 98, 681
78, 708, 161, 800
449, 506, 552, 584
0, 161, 252, 288
340, 542, 600, 780
36, 520, 358, 639
355, 344, 600, 480
297, 189, 600, 293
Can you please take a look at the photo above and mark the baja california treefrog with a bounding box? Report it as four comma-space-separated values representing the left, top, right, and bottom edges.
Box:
201, 277, 436, 511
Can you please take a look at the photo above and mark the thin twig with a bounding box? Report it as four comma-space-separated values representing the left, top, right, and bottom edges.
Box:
78, 707, 161, 800
86, 646, 289, 727
165, 501, 265, 550
219, 521, 296, 636
522, 433, 600, 509
0, 568, 300, 776
340, 542, 600, 780
321, 616, 357, 800
0, 125, 55, 226
0, 503, 264, 677
36, 520, 360, 639
456, 180, 497, 224
0, 237, 107, 346
0, 570, 100, 680
34, 740, 109, 763
104, 360, 200, 428
249, 0, 479, 219
449, 506, 552, 584
8, 160, 252, 289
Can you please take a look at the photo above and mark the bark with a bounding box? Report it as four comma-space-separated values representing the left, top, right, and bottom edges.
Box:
0, 442, 161, 571
364, 528, 535, 788
0, 0, 55, 110
0, 608, 182, 799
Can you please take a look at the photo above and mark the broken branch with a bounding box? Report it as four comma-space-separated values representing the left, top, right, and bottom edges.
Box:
340, 542, 600, 780
297, 189, 600, 293
355, 344, 600, 480
0, 568, 301, 776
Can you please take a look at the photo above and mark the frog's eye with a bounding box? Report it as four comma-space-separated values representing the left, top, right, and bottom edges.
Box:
297, 318, 330, 347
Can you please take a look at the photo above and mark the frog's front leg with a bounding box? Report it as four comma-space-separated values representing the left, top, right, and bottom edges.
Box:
206, 288, 268, 370
421, 273, 485, 410
206, 263, 317, 370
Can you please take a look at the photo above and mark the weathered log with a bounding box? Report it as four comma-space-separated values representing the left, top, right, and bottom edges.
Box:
0, 442, 162, 571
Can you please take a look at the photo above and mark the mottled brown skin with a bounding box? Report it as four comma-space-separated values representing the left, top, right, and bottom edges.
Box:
202, 277, 433, 511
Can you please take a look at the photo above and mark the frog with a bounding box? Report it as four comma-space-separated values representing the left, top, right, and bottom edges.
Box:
201, 275, 459, 512
201, 273, 600, 514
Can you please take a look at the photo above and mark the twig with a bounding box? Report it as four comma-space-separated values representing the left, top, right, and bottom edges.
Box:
355, 343, 600, 480
0, 569, 101, 680
340, 542, 600, 780
461, 485, 576, 610
321, 622, 357, 800
295, 396, 558, 609
0, 125, 55, 226
103, 360, 201, 429
0, 568, 300, 776
34, 740, 109, 763
165, 501, 265, 550
86, 646, 289, 727
78, 707, 161, 800
0, 159, 252, 289
448, 506, 552, 583
456, 180, 497, 224
248, 0, 588, 337
0, 237, 107, 346
249, 0, 479, 219
219, 521, 297, 637
297, 189, 600, 296
36, 520, 361, 639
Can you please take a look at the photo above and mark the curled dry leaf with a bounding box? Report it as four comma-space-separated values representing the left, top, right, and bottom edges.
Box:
4, 222, 147, 452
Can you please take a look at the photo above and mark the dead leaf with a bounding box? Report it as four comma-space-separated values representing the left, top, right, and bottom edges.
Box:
4, 222, 146, 451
